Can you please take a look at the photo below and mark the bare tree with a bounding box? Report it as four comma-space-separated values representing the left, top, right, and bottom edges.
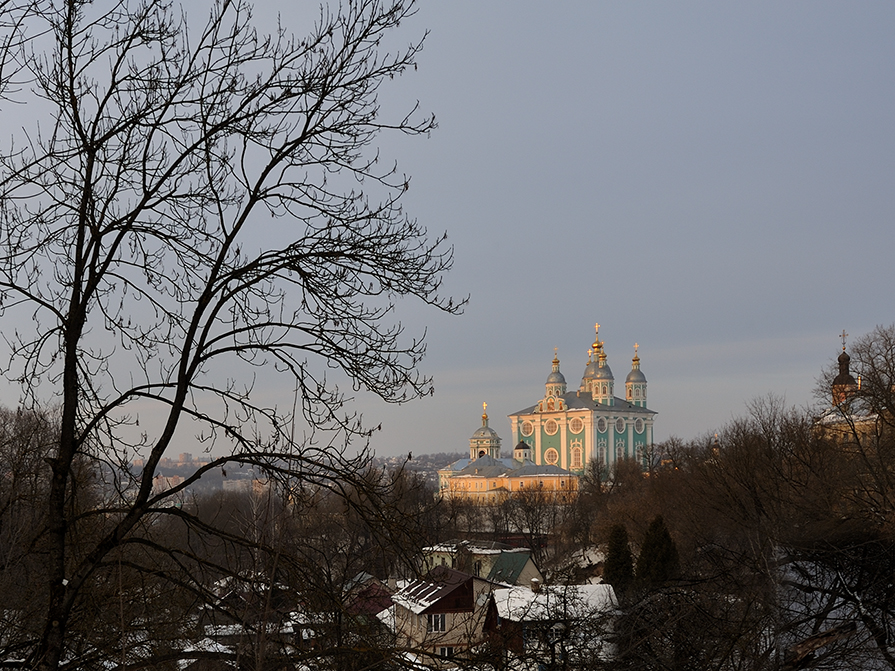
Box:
0, 0, 460, 668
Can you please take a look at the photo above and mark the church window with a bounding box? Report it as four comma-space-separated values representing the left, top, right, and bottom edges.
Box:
635, 418, 644, 433
544, 448, 559, 465
627, 388, 632, 398
521, 421, 534, 437
597, 418, 607, 433
635, 388, 641, 398
569, 418, 583, 434
616, 445, 624, 461
598, 446, 606, 463
545, 419, 558, 435
636, 446, 644, 463
571, 447, 582, 469
616, 418, 626, 433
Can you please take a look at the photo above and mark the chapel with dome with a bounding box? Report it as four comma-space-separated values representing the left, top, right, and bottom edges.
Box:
508, 323, 656, 472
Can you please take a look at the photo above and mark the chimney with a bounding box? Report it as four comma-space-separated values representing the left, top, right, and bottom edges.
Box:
530, 578, 541, 593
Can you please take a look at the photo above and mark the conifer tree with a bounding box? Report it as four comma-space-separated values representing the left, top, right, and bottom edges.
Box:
635, 515, 680, 588
602, 523, 634, 595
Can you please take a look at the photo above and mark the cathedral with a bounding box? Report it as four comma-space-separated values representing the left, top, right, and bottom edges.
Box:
438, 324, 658, 497
508, 324, 656, 472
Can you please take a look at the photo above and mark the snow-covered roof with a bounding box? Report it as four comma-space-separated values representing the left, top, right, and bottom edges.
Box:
177, 638, 235, 670
492, 584, 617, 622
391, 567, 471, 615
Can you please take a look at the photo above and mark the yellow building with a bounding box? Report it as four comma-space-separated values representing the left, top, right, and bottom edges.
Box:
438, 406, 578, 503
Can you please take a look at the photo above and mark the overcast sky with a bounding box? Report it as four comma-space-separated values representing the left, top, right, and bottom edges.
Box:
3, 2, 894, 461
335, 2, 895, 457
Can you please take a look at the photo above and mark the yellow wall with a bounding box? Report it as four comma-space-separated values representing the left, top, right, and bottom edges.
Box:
444, 473, 578, 503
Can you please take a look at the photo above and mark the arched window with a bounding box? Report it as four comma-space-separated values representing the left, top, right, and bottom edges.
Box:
571, 447, 582, 469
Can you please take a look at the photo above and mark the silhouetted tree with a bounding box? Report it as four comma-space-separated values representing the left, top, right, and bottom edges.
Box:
601, 524, 633, 596
0, 1, 459, 668
635, 515, 679, 589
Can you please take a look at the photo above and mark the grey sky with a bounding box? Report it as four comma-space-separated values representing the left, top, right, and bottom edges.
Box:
346, 2, 895, 456
2, 2, 893, 460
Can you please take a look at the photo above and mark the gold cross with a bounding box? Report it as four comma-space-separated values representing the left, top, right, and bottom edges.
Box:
840, 330, 848, 351
634, 342, 639, 355
483, 401, 487, 413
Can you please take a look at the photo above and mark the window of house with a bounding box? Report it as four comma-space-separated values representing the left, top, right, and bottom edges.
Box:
427, 613, 446, 632
438, 647, 455, 658
474, 560, 482, 577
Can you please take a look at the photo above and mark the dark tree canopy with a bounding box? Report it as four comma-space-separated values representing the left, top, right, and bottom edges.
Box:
635, 515, 679, 589
602, 523, 634, 595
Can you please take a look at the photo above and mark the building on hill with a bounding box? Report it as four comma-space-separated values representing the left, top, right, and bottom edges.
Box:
438, 406, 579, 502
484, 582, 618, 667
816, 332, 877, 443
509, 324, 656, 473
391, 565, 494, 667
422, 540, 543, 585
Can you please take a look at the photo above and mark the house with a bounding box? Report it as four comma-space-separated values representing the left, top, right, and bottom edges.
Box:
391, 566, 495, 667
422, 540, 543, 585
485, 582, 618, 668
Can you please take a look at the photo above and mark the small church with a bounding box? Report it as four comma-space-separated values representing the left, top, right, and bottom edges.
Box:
437, 405, 578, 502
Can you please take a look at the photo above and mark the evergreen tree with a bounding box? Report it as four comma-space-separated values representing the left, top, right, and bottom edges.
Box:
602, 524, 634, 595
635, 515, 680, 588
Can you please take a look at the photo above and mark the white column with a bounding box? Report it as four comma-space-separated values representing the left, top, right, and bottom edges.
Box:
560, 419, 567, 470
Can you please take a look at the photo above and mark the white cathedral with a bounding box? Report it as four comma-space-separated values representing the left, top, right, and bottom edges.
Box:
508, 324, 656, 473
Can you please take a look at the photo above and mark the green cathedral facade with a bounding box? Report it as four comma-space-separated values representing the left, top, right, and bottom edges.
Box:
508, 325, 656, 473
